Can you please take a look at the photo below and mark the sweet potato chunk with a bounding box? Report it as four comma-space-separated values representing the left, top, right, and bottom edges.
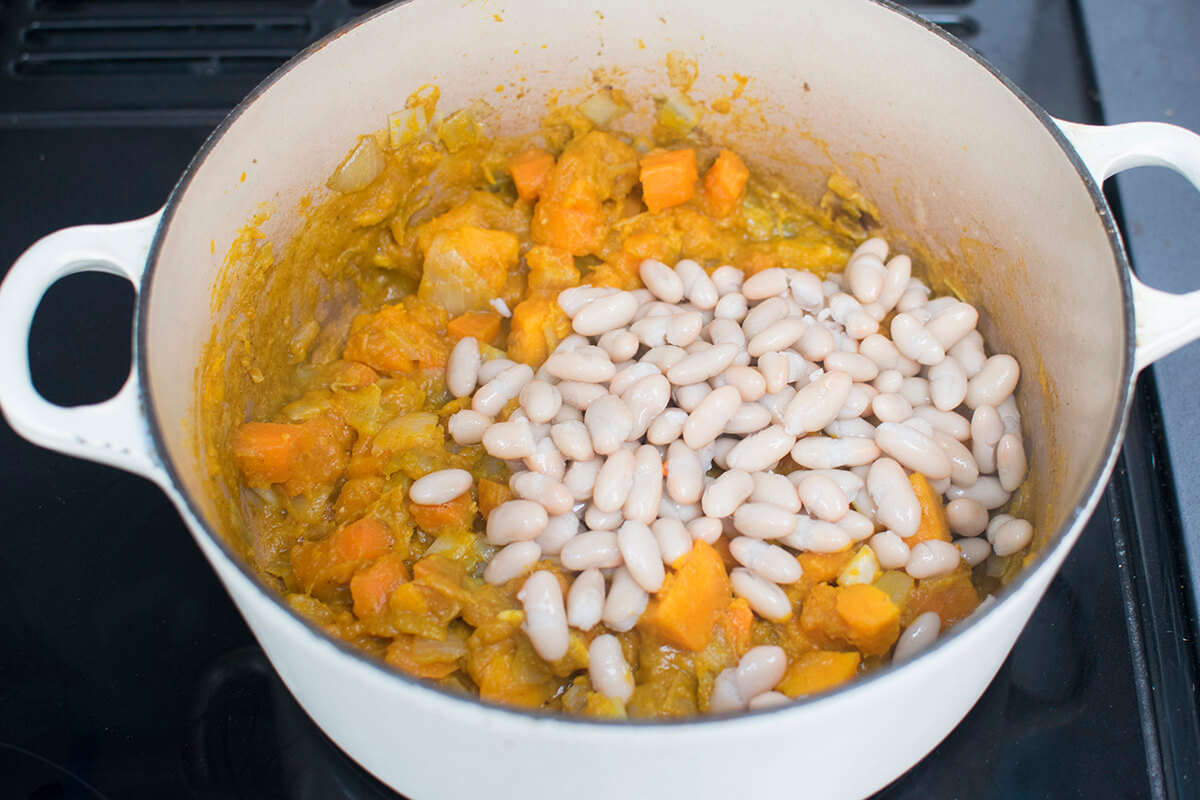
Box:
418, 225, 519, 316
507, 291, 571, 366
641, 541, 731, 651
777, 651, 861, 699
800, 583, 901, 657
905, 472, 952, 546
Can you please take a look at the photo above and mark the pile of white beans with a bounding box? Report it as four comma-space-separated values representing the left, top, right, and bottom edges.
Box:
410, 238, 1033, 710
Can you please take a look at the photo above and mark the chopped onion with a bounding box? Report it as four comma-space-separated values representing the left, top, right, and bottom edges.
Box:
437, 109, 481, 152
326, 135, 385, 194
578, 91, 627, 127
656, 91, 703, 135
389, 104, 431, 149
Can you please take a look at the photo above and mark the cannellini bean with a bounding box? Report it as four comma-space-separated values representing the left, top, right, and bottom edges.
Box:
687, 516, 724, 544
781, 517, 852, 553
997, 395, 1022, 437
839, 510, 876, 541
725, 425, 797, 472
585, 394, 634, 455
847, 254, 886, 304
708, 318, 747, 349
666, 312, 704, 347
733, 503, 797, 540
790, 436, 880, 469
585, 504, 624, 533
796, 473, 850, 522
949, 330, 987, 378
858, 334, 904, 372
472, 363, 535, 416
409, 468, 473, 505
996, 433, 1027, 492
666, 342, 739, 385
561, 530, 623, 570
482, 418, 536, 459
666, 441, 705, 504
734, 645, 789, 700
824, 418, 877, 439
991, 517, 1034, 556
652, 518, 694, 566
602, 567, 650, 632
682, 385, 742, 449
647, 408, 688, 446
890, 312, 945, 366
623, 445, 665, 525
758, 352, 790, 394
915, 406, 971, 441
610, 362, 662, 397
966, 354, 1020, 409
870, 531, 911, 569
789, 271, 824, 311
701, 468, 754, 518
747, 318, 805, 357
484, 541, 542, 585
486, 500, 550, 545
617, 520, 665, 592
784, 371, 853, 435
537, 513, 581, 555
872, 368, 904, 395
711, 265, 744, 295
523, 438, 566, 481
933, 432, 980, 488
559, 286, 616, 317
550, 420, 594, 461
446, 337, 481, 398
721, 365, 766, 402
730, 537, 803, 584
925, 302, 978, 350
631, 316, 671, 348
725, 403, 773, 436
479, 358, 519, 384
946, 476, 1011, 509
710, 670, 746, 714
742, 296, 790, 338
589, 634, 635, 702
622, 374, 672, 439
742, 268, 789, 300
510, 471, 574, 516
872, 392, 913, 424
714, 292, 749, 321
518, 570, 569, 661
759, 386, 796, 427
874, 422, 953, 480
825, 352, 879, 382
750, 471, 802, 513
896, 278, 932, 312
639, 258, 685, 303
748, 691, 790, 711
906, 540, 962, 579
566, 568, 606, 630
544, 346, 616, 384
946, 497, 989, 537
674, 381, 711, 414
837, 383, 876, 421
928, 358, 968, 412
971, 404, 1004, 473
598, 329, 639, 362
573, 291, 639, 336
520, 380, 562, 424
876, 254, 912, 311
675, 259, 719, 310
892, 611, 941, 664
557, 381, 608, 410
898, 376, 931, 408
796, 322, 835, 362
731, 568, 792, 621
563, 458, 601, 501
957, 536, 991, 567
867, 458, 921, 537
448, 409, 491, 445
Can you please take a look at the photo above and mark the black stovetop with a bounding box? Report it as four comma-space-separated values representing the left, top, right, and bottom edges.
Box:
2, 2, 1198, 798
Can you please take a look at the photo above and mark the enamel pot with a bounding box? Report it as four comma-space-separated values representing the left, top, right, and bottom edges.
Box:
3, 1, 1200, 798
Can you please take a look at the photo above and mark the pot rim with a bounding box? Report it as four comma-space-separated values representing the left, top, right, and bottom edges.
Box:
136, 0, 1137, 728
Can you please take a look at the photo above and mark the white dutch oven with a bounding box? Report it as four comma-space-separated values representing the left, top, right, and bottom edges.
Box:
3, 1, 1200, 797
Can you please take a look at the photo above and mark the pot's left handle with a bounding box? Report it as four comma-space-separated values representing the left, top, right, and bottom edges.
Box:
1055, 119, 1200, 372
0, 211, 169, 485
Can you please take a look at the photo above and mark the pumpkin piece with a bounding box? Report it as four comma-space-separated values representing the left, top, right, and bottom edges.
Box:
641, 540, 732, 652
777, 650, 861, 699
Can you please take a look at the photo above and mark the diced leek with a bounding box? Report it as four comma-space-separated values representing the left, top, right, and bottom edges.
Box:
577, 90, 628, 127
437, 108, 482, 153
326, 135, 386, 194
389, 104, 431, 149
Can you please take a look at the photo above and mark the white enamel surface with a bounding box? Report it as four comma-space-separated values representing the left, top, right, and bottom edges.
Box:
4, 0, 1200, 798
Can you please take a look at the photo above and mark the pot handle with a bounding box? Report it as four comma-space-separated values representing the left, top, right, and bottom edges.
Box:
0, 211, 168, 484
1055, 119, 1200, 372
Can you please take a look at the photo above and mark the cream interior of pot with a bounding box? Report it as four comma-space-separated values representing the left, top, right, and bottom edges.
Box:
144, 0, 1127, 577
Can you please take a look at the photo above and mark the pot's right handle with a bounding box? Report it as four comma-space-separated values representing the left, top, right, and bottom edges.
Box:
0, 212, 168, 484
1055, 119, 1200, 372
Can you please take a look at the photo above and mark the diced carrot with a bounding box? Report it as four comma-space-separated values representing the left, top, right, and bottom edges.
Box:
525, 245, 581, 291
776, 651, 861, 699
507, 291, 572, 366
478, 478, 515, 521
639, 148, 698, 213
331, 518, 393, 565
720, 597, 755, 657
350, 553, 411, 619
446, 311, 503, 346
905, 473, 952, 546
508, 146, 556, 202
800, 582, 901, 657
233, 421, 299, 488
797, 550, 856, 584
641, 540, 731, 651
701, 149, 750, 218
410, 492, 477, 535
